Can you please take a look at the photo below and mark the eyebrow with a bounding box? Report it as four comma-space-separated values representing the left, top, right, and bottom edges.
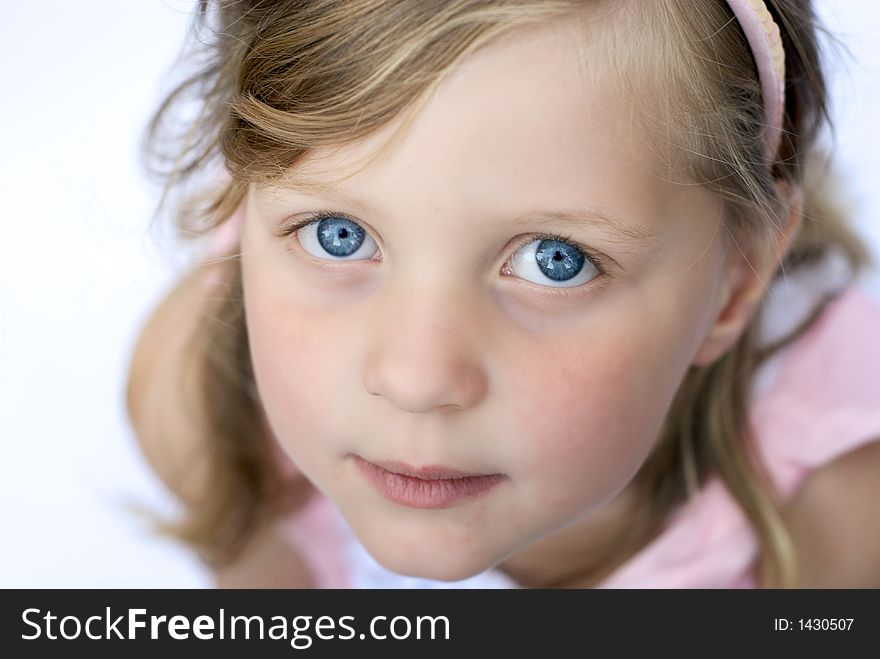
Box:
503, 207, 661, 248
265, 181, 661, 248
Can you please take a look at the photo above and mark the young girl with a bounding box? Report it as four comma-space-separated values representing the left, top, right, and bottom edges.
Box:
127, 0, 880, 588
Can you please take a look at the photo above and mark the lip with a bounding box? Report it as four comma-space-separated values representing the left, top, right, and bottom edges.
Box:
353, 455, 506, 509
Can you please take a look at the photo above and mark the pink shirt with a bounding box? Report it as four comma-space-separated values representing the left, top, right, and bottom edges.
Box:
205, 221, 880, 587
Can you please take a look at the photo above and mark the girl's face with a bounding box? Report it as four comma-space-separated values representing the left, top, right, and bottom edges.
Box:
240, 19, 732, 582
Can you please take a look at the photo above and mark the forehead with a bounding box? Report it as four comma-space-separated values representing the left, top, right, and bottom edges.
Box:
261, 13, 679, 237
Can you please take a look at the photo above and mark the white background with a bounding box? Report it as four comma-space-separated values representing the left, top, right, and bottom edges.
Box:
1, 1, 878, 587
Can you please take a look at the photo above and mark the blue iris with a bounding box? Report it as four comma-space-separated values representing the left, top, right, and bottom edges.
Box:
317, 217, 366, 257
535, 239, 585, 282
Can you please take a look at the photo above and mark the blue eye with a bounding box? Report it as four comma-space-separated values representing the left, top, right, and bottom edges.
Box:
281, 211, 605, 291
297, 215, 379, 260
506, 237, 600, 288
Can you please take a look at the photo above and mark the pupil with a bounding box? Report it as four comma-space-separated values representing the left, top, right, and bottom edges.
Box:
316, 217, 365, 257
534, 238, 585, 282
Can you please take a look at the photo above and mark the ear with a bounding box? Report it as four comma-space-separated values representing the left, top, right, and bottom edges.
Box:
691, 180, 804, 367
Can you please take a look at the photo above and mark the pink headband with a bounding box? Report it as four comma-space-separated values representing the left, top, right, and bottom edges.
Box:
725, 0, 786, 164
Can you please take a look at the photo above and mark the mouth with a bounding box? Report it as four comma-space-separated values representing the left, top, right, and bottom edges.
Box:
352, 455, 507, 509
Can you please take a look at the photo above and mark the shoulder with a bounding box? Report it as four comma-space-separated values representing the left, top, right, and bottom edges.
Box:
751, 286, 880, 475
750, 285, 880, 586
125, 258, 226, 504
777, 437, 880, 588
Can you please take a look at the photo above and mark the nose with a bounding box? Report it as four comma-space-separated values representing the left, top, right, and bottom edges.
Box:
362, 287, 489, 414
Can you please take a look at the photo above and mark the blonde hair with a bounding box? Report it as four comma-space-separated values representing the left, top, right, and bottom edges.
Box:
136, 0, 873, 587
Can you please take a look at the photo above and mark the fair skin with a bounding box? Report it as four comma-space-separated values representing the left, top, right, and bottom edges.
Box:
236, 17, 801, 587
129, 16, 880, 588
128, 250, 880, 588
775, 439, 880, 588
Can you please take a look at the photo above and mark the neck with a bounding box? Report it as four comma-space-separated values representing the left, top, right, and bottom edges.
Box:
497, 481, 641, 589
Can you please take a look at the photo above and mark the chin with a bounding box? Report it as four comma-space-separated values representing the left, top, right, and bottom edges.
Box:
378, 554, 492, 583
359, 533, 498, 582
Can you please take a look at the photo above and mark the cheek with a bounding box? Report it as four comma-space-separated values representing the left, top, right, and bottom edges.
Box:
241, 277, 350, 470
503, 240, 725, 513
505, 322, 685, 512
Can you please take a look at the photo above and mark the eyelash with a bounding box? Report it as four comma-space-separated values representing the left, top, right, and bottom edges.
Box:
276, 210, 382, 263
275, 208, 611, 295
